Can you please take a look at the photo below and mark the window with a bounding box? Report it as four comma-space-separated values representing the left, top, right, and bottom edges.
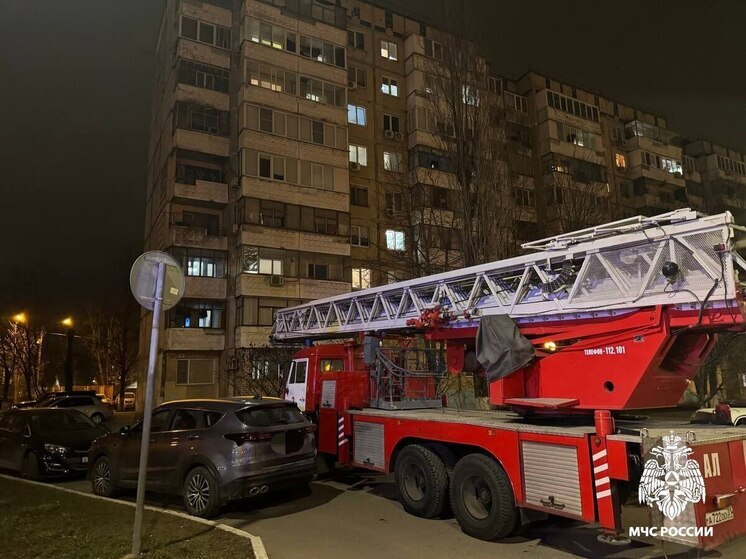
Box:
348, 65, 366, 87
236, 404, 305, 428
462, 84, 479, 106
247, 18, 296, 52
515, 187, 535, 208
615, 153, 627, 169
299, 76, 346, 106
383, 114, 400, 133
171, 248, 227, 278
557, 123, 597, 150
178, 60, 229, 93
313, 208, 338, 235
181, 16, 231, 50
381, 76, 399, 96
176, 162, 225, 184
546, 90, 599, 122
504, 91, 528, 113
352, 267, 371, 290
245, 60, 297, 94
383, 151, 403, 172
245, 105, 347, 149
320, 359, 345, 372
242, 246, 284, 275
385, 229, 405, 251
349, 144, 368, 166
660, 156, 683, 175
237, 297, 302, 326
175, 102, 229, 136
132, 410, 171, 434
176, 359, 215, 385
259, 200, 285, 227
350, 225, 370, 247
171, 409, 214, 430
424, 38, 443, 60
488, 76, 502, 95
386, 191, 403, 212
308, 263, 329, 280
431, 186, 449, 209
299, 35, 345, 68
169, 300, 225, 329
347, 104, 367, 126
175, 211, 220, 235
348, 30, 365, 50
351, 185, 368, 206
380, 40, 398, 60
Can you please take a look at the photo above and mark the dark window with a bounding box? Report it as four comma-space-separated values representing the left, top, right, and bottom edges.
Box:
260, 108, 273, 132
351, 186, 368, 206
172, 409, 205, 430
308, 263, 329, 279
199, 22, 215, 44
176, 163, 224, 184
312, 121, 324, 144
236, 404, 305, 427
132, 410, 171, 434
181, 17, 198, 40
169, 300, 225, 329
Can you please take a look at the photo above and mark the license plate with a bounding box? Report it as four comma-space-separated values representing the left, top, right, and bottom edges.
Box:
82, 457, 88, 464
706, 505, 734, 527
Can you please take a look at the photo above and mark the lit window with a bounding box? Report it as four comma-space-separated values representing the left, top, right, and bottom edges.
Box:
381, 76, 399, 96
347, 104, 367, 126
352, 268, 371, 290
462, 85, 479, 106
349, 144, 368, 166
380, 40, 398, 61
383, 151, 402, 172
385, 230, 405, 251
615, 153, 627, 169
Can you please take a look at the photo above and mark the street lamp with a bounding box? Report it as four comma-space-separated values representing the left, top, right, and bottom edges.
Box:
12, 312, 27, 324
62, 317, 75, 392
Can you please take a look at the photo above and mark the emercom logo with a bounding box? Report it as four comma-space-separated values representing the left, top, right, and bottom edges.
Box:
638, 433, 706, 520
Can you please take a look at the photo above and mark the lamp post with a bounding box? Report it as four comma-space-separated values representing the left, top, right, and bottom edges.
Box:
62, 317, 74, 392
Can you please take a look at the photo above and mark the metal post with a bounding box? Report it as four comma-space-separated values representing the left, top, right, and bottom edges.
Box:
64, 327, 74, 392
131, 261, 166, 557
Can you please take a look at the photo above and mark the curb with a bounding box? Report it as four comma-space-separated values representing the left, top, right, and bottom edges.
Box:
0, 474, 269, 559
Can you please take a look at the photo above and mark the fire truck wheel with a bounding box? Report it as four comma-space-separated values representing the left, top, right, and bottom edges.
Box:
394, 444, 449, 518
450, 454, 518, 541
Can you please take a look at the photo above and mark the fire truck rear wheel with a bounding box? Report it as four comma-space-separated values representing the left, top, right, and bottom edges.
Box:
394, 444, 449, 518
450, 454, 518, 541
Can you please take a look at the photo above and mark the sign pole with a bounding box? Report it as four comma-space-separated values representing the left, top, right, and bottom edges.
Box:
131, 260, 166, 557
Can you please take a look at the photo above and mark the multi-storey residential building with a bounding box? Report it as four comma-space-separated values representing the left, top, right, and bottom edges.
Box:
141, 0, 743, 405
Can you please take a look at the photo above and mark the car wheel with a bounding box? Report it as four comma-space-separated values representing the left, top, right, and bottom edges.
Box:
23, 452, 40, 481
91, 413, 104, 424
91, 456, 119, 498
450, 454, 518, 541
183, 466, 220, 518
394, 444, 449, 518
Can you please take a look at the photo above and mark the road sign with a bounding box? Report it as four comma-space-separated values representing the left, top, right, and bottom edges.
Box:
129, 251, 184, 311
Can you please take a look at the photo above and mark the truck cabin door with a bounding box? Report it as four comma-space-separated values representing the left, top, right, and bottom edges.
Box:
286, 358, 308, 411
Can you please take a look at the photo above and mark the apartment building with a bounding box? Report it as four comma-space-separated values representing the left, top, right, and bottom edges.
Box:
142, 0, 744, 404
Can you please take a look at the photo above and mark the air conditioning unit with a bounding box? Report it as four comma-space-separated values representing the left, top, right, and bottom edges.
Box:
384, 129, 395, 139
394, 132, 404, 141
386, 208, 397, 217
350, 161, 361, 171
347, 80, 357, 90
270, 275, 284, 287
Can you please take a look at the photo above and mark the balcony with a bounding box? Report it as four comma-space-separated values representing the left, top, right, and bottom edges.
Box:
174, 129, 229, 157
163, 328, 225, 351
239, 226, 350, 256
236, 273, 349, 300
234, 326, 272, 348
171, 225, 228, 250
629, 193, 684, 213
184, 276, 227, 299
627, 164, 685, 188
173, 179, 228, 206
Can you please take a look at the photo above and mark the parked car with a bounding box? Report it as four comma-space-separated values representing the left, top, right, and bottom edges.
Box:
12, 390, 98, 410
88, 397, 316, 517
113, 392, 136, 411
44, 395, 114, 424
691, 401, 746, 425
0, 408, 108, 479
96, 394, 115, 410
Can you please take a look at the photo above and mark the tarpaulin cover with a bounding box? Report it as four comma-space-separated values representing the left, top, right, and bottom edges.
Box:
476, 315, 535, 381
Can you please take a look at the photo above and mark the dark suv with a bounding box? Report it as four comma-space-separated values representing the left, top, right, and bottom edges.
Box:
88, 397, 316, 517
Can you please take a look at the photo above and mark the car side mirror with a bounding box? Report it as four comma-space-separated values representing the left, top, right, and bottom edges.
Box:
119, 426, 130, 435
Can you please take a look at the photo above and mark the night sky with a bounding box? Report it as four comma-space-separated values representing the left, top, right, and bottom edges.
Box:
1, 0, 744, 324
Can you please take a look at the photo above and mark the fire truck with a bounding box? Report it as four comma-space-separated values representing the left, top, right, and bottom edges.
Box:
271, 209, 746, 549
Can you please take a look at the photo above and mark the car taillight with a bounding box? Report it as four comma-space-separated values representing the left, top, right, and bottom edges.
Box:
225, 432, 273, 446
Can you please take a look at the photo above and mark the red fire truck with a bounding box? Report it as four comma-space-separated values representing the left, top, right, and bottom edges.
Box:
272, 209, 746, 549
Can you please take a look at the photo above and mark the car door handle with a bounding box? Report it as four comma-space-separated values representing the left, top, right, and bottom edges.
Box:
187, 434, 200, 440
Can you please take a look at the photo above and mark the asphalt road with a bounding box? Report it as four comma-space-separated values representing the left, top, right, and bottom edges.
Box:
54, 470, 746, 559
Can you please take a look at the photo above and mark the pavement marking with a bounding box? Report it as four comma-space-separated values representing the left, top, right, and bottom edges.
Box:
0, 473, 269, 559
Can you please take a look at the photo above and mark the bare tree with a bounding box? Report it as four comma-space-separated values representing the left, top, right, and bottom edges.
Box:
1, 326, 18, 406
419, 23, 519, 267
3, 321, 45, 400
225, 345, 300, 398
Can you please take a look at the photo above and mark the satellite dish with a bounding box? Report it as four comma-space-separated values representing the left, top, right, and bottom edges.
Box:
129, 251, 185, 311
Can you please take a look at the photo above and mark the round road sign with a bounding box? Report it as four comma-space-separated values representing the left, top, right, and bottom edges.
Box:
129, 251, 185, 311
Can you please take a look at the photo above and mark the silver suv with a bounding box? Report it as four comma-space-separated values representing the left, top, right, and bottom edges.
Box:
87, 397, 316, 517
45, 394, 114, 424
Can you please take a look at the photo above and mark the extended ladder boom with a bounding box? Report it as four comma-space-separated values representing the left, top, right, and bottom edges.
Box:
272, 209, 746, 341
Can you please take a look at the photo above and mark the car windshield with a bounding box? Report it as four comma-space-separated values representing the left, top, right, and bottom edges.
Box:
31, 411, 98, 432
236, 405, 305, 428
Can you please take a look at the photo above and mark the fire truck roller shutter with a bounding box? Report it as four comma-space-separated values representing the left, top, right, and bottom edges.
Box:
475, 315, 535, 381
